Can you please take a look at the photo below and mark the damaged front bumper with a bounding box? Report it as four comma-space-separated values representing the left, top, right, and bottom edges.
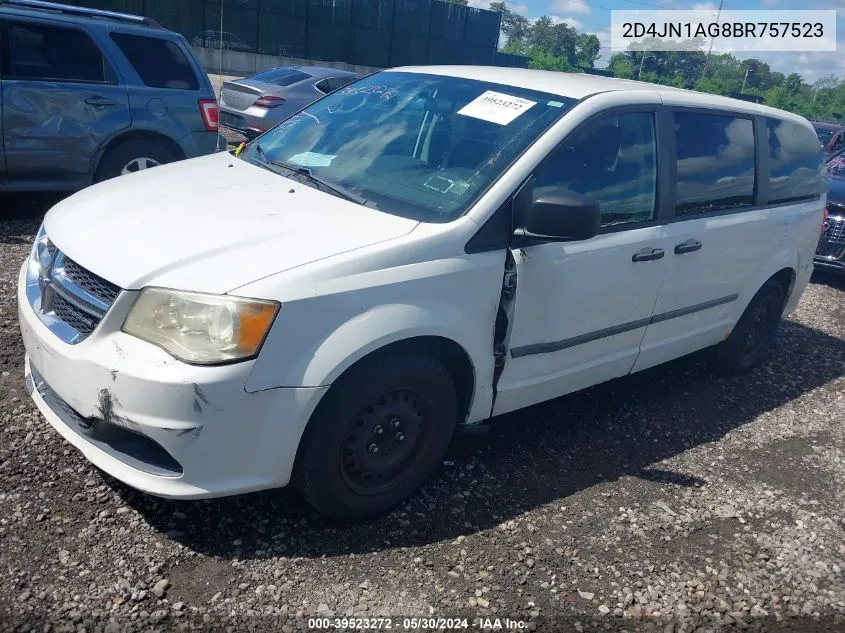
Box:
18, 264, 327, 499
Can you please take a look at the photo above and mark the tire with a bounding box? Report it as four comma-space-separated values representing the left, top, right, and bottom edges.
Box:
96, 140, 176, 182
708, 279, 786, 375
294, 352, 458, 522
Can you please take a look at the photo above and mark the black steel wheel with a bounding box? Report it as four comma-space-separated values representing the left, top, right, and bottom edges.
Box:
294, 351, 457, 521
709, 279, 785, 375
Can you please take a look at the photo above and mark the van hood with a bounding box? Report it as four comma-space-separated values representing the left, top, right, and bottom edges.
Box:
43, 153, 419, 294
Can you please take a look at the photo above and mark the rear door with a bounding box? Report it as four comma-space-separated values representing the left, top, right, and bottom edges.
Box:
1, 18, 130, 176
633, 107, 766, 372
107, 32, 210, 137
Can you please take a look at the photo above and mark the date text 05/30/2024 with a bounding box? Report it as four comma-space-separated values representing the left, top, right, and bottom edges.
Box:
307, 618, 529, 630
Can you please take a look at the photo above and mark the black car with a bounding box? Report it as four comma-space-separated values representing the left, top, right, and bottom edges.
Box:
816, 151, 845, 274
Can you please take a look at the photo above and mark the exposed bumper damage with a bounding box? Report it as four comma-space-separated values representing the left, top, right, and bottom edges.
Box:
18, 264, 327, 499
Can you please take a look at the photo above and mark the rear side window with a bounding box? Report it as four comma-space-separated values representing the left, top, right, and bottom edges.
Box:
110, 33, 199, 90
674, 111, 756, 216
250, 68, 311, 87
6, 21, 113, 83
766, 118, 825, 205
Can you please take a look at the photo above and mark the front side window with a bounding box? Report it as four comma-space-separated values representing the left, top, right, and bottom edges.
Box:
767, 117, 825, 204
247, 71, 577, 222
533, 112, 658, 228
7, 22, 111, 83
674, 112, 756, 216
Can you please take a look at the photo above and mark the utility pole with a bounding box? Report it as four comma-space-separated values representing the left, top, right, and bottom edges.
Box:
741, 68, 752, 93
702, 0, 724, 77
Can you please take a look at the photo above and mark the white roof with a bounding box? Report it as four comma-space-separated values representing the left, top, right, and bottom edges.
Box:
390, 65, 810, 126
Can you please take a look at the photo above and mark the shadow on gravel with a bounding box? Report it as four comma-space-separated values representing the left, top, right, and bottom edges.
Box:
811, 270, 845, 291
110, 317, 845, 559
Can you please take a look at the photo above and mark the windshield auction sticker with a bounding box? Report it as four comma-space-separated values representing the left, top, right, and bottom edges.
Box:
458, 91, 536, 126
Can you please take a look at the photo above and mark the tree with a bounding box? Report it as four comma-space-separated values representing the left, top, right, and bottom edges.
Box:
606, 53, 634, 79
489, 1, 531, 51
576, 33, 601, 69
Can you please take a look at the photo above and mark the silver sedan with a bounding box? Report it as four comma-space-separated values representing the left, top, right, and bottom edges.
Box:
218, 66, 360, 138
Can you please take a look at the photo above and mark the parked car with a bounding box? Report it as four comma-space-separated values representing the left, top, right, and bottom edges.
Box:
815, 149, 845, 274
812, 121, 845, 158
0, 0, 219, 192
20, 67, 826, 521
219, 66, 359, 138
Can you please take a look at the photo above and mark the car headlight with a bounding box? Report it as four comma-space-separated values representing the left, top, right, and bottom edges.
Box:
122, 288, 279, 365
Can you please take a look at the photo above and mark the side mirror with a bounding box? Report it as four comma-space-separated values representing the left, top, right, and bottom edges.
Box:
513, 190, 601, 245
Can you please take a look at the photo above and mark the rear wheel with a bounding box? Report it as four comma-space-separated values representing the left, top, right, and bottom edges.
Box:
708, 279, 786, 375
96, 140, 176, 182
294, 352, 457, 522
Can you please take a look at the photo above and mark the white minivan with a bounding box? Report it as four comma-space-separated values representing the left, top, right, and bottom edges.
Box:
19, 66, 827, 520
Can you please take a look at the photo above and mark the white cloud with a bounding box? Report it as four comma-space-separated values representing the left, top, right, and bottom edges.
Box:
691, 2, 717, 9
551, 0, 592, 15
741, 50, 845, 82
548, 14, 583, 29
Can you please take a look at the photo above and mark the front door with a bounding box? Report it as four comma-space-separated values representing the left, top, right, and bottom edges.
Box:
1, 19, 130, 177
493, 109, 671, 416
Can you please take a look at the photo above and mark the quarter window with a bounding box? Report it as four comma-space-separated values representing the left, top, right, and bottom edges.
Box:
7, 22, 112, 83
674, 112, 756, 215
110, 33, 199, 90
766, 117, 825, 204
533, 112, 658, 227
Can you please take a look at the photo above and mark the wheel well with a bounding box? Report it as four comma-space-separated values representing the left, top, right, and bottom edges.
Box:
96, 130, 185, 173
770, 267, 796, 304
331, 337, 476, 426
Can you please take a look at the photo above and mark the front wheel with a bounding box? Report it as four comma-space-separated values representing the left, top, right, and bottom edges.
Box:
293, 352, 457, 522
708, 279, 786, 375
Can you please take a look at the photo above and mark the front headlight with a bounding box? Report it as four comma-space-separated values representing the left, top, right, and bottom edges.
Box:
122, 288, 279, 365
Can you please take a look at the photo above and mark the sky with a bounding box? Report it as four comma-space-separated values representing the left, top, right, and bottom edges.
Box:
467, 0, 845, 83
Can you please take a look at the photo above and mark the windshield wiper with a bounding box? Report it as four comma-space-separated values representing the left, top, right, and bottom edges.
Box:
278, 160, 368, 206
253, 149, 367, 206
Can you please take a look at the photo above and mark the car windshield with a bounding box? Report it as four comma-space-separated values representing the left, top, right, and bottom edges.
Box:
244, 71, 577, 222
828, 148, 845, 178
815, 127, 836, 144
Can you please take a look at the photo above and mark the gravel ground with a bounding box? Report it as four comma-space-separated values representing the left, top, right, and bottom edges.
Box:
0, 192, 843, 633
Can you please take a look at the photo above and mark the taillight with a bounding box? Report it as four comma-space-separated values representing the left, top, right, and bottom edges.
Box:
822, 208, 830, 236
253, 95, 285, 109
199, 99, 219, 132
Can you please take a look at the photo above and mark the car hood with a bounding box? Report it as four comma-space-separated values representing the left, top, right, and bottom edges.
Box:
44, 153, 419, 294
829, 175, 845, 208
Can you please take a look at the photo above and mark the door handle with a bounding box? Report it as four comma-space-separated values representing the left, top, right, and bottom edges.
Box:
674, 239, 702, 255
632, 247, 665, 262
84, 96, 117, 107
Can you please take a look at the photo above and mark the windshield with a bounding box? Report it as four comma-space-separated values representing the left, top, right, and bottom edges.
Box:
815, 126, 835, 145
244, 71, 576, 222
828, 148, 845, 178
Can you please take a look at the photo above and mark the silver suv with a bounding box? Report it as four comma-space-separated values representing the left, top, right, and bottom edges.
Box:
0, 0, 220, 192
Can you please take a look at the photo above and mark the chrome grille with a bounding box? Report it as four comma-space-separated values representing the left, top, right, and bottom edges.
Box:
61, 257, 121, 305
822, 212, 845, 246
51, 293, 100, 335
26, 238, 122, 344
